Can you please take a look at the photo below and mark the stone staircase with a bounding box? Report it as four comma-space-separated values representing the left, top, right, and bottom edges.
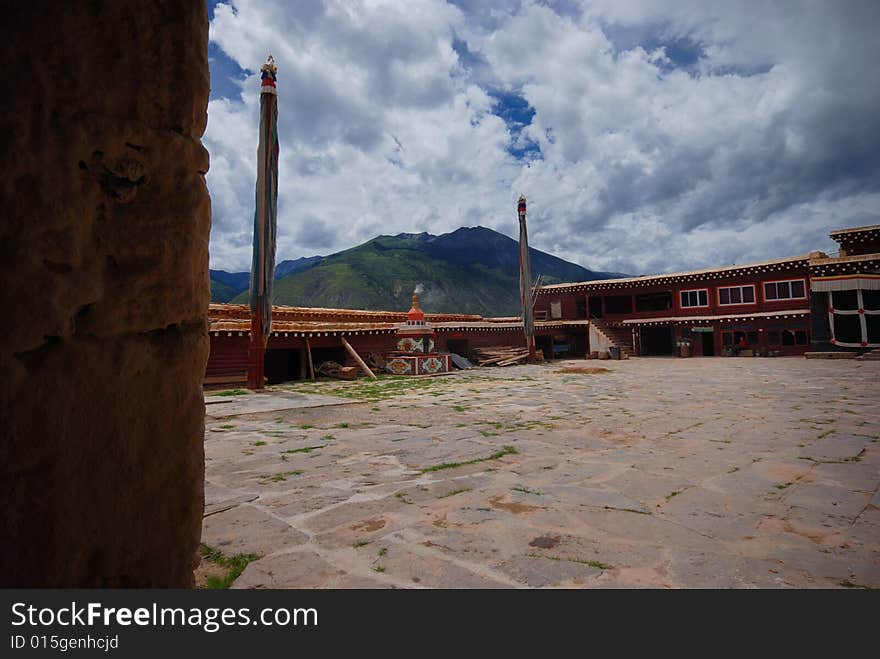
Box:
590, 316, 635, 358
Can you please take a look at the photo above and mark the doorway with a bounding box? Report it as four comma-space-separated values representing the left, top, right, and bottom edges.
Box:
699, 331, 715, 356
535, 335, 553, 360
639, 326, 674, 356
264, 349, 302, 384
447, 339, 470, 357
588, 296, 602, 319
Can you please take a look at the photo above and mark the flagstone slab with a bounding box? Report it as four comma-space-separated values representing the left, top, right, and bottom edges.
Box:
201, 504, 308, 556
205, 391, 357, 418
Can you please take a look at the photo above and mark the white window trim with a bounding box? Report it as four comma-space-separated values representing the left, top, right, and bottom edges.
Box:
679, 288, 709, 309
829, 289, 880, 348
717, 284, 756, 306
763, 278, 807, 302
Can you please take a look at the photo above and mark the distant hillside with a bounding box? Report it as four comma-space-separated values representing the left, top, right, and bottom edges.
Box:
221, 226, 622, 316
209, 256, 323, 302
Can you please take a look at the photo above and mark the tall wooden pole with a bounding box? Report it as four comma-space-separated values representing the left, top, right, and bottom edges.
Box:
247, 55, 279, 389
518, 195, 537, 363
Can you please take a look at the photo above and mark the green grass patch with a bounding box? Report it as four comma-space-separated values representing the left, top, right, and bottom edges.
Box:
527, 553, 613, 570
839, 580, 872, 589
253, 440, 267, 447
211, 389, 248, 397
512, 486, 542, 495
353, 540, 371, 548
335, 422, 350, 428
420, 446, 518, 473
200, 544, 260, 589
260, 470, 303, 483
283, 445, 324, 454
438, 488, 472, 499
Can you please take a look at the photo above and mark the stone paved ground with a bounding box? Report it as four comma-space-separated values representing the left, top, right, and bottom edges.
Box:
202, 358, 880, 588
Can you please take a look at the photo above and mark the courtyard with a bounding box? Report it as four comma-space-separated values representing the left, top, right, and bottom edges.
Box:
201, 357, 879, 588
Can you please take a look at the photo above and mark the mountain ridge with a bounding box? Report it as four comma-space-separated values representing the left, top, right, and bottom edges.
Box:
212, 226, 625, 315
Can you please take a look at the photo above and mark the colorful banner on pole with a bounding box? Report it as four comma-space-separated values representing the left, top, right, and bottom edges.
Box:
249, 55, 279, 345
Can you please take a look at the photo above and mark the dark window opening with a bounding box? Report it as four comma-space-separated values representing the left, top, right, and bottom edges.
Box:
863, 289, 880, 311
719, 285, 754, 305
604, 295, 633, 314
765, 280, 806, 300
576, 298, 587, 319
680, 289, 708, 308
635, 291, 672, 312
831, 290, 859, 311
833, 314, 862, 344
866, 314, 880, 343
768, 331, 780, 346
588, 296, 603, 319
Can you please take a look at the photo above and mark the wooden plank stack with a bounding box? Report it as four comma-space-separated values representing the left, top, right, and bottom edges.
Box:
472, 346, 543, 367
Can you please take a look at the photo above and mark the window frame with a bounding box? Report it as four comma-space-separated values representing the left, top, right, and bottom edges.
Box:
679, 288, 710, 309
829, 288, 880, 348
763, 278, 807, 302
717, 284, 756, 307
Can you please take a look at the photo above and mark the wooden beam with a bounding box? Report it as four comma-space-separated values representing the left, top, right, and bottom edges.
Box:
305, 338, 315, 382
340, 336, 377, 380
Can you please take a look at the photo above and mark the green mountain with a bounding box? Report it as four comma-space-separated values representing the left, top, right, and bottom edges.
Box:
209, 257, 323, 302
224, 226, 621, 317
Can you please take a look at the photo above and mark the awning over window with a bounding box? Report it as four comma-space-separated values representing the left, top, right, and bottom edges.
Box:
811, 274, 880, 292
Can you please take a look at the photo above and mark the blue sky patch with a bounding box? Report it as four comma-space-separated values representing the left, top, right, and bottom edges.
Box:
488, 90, 542, 161
208, 1, 250, 101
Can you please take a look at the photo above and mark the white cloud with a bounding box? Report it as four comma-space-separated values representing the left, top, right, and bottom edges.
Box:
205, 0, 880, 275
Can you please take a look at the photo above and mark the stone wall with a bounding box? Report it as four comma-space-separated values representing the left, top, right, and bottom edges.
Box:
0, 1, 211, 586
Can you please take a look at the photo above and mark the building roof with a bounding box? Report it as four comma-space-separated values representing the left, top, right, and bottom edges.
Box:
209, 317, 588, 336
536, 254, 814, 294
809, 252, 880, 275
208, 303, 483, 323
829, 224, 880, 242
619, 309, 810, 325
207, 303, 586, 336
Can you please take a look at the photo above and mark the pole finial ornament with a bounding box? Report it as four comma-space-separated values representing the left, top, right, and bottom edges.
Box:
260, 54, 278, 93
518, 194, 527, 215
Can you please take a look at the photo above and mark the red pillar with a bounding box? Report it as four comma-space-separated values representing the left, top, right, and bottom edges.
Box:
247, 308, 266, 389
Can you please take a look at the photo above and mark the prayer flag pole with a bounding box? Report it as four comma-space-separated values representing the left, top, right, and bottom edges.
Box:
247, 55, 279, 389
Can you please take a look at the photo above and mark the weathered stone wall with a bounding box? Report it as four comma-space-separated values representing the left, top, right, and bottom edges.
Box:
0, 1, 211, 586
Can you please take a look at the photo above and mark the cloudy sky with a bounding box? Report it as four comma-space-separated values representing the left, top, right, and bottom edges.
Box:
205, 0, 880, 276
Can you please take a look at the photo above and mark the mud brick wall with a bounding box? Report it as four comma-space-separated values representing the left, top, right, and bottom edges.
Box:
0, 1, 211, 586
